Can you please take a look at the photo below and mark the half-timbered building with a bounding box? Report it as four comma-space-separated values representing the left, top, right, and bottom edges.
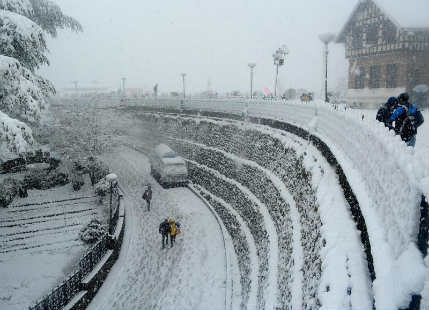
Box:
336, 0, 429, 108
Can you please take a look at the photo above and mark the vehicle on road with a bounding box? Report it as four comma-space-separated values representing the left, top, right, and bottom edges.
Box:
150, 144, 188, 187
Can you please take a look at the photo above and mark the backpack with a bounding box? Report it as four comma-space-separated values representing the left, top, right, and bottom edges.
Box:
376, 106, 388, 123
399, 104, 418, 142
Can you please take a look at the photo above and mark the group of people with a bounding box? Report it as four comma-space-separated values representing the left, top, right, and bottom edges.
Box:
142, 184, 182, 249
376, 92, 424, 147
159, 217, 181, 249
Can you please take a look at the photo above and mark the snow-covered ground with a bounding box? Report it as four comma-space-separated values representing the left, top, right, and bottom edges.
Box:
88, 147, 231, 310
0, 176, 101, 310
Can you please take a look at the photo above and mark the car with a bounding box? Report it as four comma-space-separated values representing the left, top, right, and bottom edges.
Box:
150, 144, 188, 187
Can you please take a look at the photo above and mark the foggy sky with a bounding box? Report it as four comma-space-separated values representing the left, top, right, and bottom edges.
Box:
38, 1, 363, 94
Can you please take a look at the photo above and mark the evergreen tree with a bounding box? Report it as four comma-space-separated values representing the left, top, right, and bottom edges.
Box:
0, 0, 82, 158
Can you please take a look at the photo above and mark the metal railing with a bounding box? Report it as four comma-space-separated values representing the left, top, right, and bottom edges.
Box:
29, 187, 122, 310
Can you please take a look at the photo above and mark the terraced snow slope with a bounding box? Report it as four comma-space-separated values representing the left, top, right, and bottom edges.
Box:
136, 98, 427, 309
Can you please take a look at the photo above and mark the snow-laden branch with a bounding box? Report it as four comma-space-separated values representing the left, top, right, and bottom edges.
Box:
0, 9, 48, 71
0, 0, 33, 16
0, 109, 34, 159
0, 55, 54, 123
29, 0, 83, 37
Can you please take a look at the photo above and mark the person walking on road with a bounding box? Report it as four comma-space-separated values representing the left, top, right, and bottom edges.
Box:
168, 217, 181, 248
142, 184, 152, 211
159, 219, 171, 249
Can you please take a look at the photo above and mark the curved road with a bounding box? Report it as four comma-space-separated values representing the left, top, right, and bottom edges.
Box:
88, 147, 228, 310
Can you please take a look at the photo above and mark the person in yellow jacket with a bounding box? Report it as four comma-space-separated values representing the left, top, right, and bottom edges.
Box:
168, 217, 181, 248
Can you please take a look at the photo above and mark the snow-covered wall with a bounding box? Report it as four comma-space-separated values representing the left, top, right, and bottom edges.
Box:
140, 112, 343, 310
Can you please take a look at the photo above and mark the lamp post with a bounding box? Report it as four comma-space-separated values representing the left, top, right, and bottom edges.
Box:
106, 173, 118, 234
248, 63, 256, 99
272, 45, 289, 98
181, 73, 186, 99
318, 33, 336, 103
121, 77, 126, 95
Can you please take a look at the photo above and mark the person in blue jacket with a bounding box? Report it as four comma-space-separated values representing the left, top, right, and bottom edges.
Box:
388, 93, 424, 147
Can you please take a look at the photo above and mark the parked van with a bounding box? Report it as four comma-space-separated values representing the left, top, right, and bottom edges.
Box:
150, 144, 188, 187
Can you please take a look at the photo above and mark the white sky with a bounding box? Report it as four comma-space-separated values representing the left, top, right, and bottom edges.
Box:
38, 0, 360, 94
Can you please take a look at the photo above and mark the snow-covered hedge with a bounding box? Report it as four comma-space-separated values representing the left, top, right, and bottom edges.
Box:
23, 167, 68, 190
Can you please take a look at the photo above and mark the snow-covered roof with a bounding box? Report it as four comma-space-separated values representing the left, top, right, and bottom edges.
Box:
161, 156, 186, 166
337, 0, 429, 42
154, 144, 176, 158
374, 0, 429, 29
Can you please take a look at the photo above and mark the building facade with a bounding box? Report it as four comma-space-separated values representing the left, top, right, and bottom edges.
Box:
336, 0, 429, 108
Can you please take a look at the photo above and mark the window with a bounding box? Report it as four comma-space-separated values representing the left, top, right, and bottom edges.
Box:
386, 64, 397, 88
352, 25, 363, 48
383, 21, 397, 43
369, 65, 381, 88
366, 24, 378, 45
355, 66, 365, 89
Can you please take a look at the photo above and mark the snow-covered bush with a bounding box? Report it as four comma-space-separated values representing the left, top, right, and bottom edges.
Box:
94, 177, 109, 201
79, 219, 107, 244
23, 167, 68, 189
88, 158, 109, 186
71, 172, 84, 191
0, 177, 18, 207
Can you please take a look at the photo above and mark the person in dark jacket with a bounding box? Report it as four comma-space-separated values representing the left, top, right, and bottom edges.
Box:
159, 219, 171, 249
388, 93, 424, 146
142, 184, 152, 211
376, 97, 398, 127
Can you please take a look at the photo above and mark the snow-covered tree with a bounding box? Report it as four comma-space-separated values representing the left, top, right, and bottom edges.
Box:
0, 0, 82, 159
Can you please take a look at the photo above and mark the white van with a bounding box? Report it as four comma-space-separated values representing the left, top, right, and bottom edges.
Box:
150, 144, 188, 187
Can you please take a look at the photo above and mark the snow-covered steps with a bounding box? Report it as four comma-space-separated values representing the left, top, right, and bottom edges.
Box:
137, 111, 374, 309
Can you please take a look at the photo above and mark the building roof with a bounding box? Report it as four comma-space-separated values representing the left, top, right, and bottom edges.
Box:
375, 0, 429, 28
336, 0, 429, 42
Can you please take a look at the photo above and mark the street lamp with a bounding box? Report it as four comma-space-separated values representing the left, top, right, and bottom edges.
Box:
121, 77, 126, 95
181, 73, 186, 99
318, 33, 336, 103
272, 45, 289, 97
248, 63, 256, 99
106, 173, 118, 234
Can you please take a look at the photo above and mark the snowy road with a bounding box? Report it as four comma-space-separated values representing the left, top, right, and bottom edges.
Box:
88, 148, 228, 310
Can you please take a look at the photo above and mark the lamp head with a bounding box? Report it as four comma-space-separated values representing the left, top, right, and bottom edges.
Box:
318, 33, 336, 44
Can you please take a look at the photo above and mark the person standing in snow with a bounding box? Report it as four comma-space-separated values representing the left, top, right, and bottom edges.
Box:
168, 217, 181, 248
142, 184, 152, 211
376, 96, 398, 127
387, 93, 424, 147
159, 218, 171, 249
